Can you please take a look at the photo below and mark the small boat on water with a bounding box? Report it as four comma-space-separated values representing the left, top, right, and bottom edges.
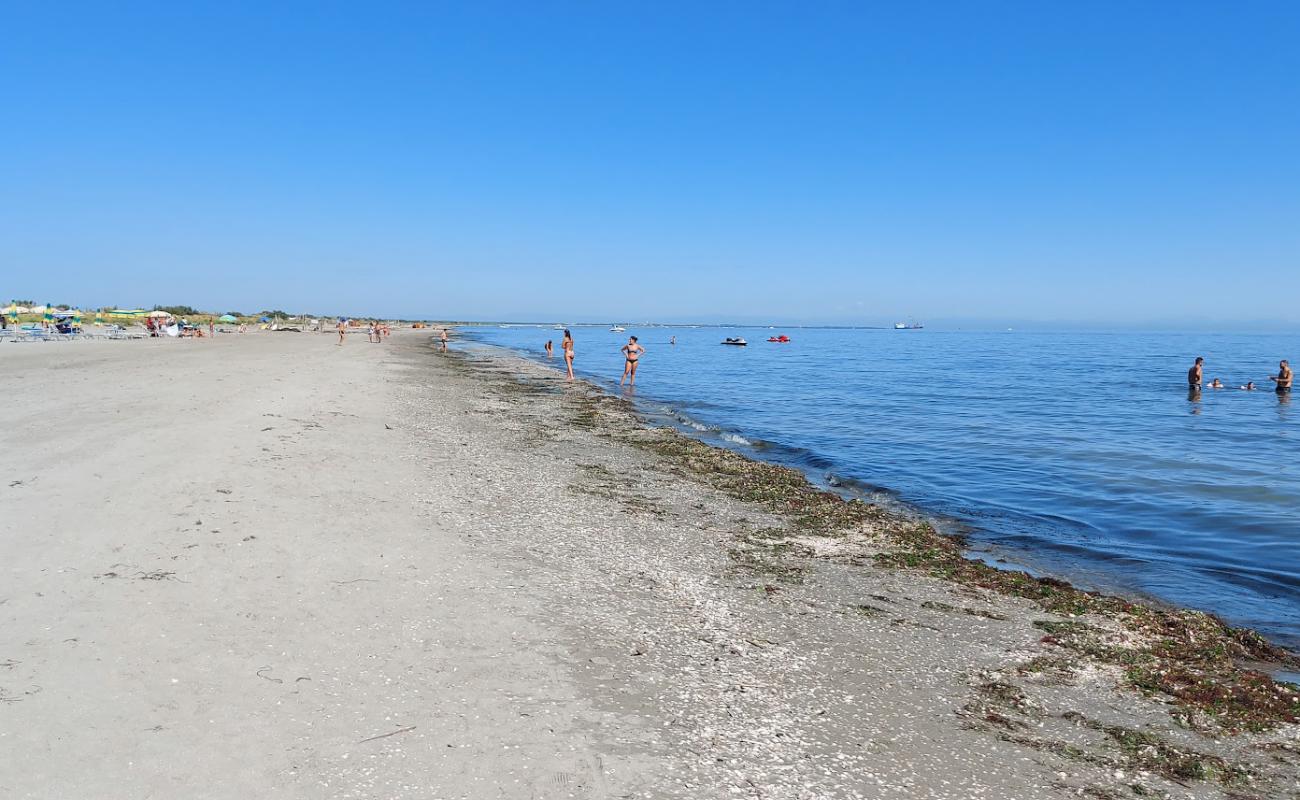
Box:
722, 337, 747, 346
893, 320, 924, 330
767, 335, 790, 343
610, 325, 626, 332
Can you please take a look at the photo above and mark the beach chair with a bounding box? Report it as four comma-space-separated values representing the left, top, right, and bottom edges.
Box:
16, 326, 51, 342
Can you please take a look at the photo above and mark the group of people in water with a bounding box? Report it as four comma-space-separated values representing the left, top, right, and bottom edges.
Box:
543, 331, 662, 386
1188, 356, 1292, 395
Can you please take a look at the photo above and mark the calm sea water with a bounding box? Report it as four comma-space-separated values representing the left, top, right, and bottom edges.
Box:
464, 325, 1300, 648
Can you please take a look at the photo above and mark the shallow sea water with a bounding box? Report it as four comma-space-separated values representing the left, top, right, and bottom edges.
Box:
464, 325, 1300, 648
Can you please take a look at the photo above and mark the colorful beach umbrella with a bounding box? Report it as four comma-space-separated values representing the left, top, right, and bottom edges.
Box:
94, 309, 103, 325
218, 314, 237, 323
43, 303, 53, 324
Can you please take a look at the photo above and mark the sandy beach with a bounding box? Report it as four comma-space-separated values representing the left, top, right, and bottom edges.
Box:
2, 329, 1297, 799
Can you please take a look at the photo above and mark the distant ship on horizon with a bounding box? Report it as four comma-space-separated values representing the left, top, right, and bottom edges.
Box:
893, 320, 924, 330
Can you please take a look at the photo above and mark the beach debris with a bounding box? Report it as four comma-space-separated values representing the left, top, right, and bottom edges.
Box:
255, 666, 283, 684
612, 416, 1300, 733
137, 570, 180, 581
358, 725, 416, 744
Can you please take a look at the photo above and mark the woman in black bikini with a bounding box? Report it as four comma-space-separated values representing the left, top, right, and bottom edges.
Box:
620, 335, 644, 386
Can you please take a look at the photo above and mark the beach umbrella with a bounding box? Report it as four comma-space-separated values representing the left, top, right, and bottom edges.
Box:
94, 309, 103, 325
43, 303, 53, 325
218, 314, 237, 323
72, 309, 83, 325
147, 310, 173, 318
6, 302, 16, 322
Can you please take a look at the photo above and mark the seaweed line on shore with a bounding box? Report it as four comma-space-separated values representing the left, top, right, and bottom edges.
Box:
433, 338, 1300, 794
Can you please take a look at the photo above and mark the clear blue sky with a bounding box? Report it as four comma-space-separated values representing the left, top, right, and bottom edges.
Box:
3, 1, 1298, 326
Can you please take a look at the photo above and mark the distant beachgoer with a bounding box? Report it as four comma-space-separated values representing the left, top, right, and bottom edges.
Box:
1270, 360, 1293, 393
1208, 378, 1224, 389
1240, 381, 1256, 390
337, 319, 346, 346
208, 320, 214, 338
562, 329, 574, 380
670, 335, 676, 346
1188, 357, 1204, 388
439, 328, 449, 352
620, 336, 645, 386
545, 340, 553, 358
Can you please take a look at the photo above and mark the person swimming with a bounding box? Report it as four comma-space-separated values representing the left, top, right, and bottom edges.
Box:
1240, 381, 1256, 390
620, 335, 645, 386
1208, 378, 1224, 389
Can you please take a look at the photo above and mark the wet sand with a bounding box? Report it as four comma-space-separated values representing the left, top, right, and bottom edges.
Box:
1, 329, 1295, 799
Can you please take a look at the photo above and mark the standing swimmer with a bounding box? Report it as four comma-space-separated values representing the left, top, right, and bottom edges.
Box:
562, 329, 575, 380
440, 328, 449, 352
620, 335, 645, 386
545, 340, 553, 358
1188, 357, 1204, 389
1270, 360, 1293, 393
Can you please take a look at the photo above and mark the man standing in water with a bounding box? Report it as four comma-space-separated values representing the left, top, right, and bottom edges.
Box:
620, 335, 645, 386
439, 328, 449, 352
1188, 357, 1204, 389
1270, 359, 1292, 393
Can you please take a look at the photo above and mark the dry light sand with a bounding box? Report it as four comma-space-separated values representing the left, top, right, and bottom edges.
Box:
2, 329, 1296, 799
